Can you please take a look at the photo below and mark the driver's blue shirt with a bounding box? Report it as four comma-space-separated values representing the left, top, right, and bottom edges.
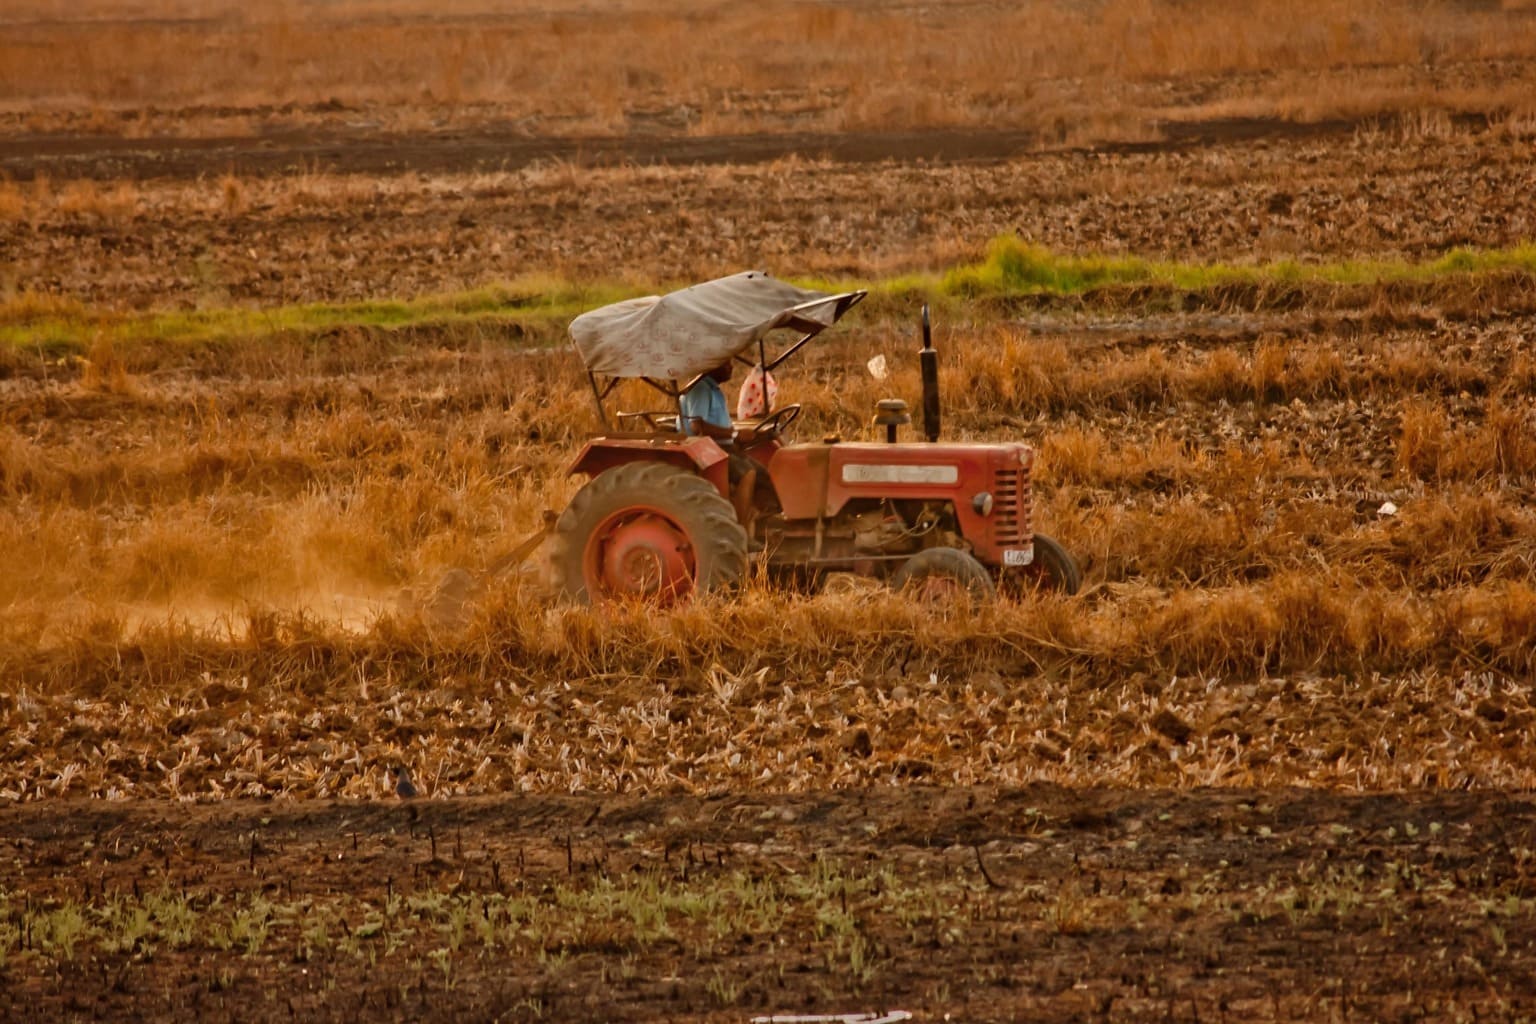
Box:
679, 376, 730, 435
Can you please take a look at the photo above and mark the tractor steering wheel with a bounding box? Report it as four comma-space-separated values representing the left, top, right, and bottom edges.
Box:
745, 403, 801, 442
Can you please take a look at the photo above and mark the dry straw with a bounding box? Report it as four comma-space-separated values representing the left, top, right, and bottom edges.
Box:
4, 293, 1535, 800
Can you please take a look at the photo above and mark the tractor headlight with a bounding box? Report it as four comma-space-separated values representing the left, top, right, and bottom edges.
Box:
972, 491, 994, 516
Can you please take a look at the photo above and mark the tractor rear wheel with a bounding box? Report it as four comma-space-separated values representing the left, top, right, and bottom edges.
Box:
891, 547, 997, 603
551, 463, 748, 605
1000, 532, 1082, 596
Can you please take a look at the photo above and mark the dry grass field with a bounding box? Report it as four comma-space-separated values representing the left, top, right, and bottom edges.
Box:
6, 1, 1536, 1021
4, 0, 1536, 143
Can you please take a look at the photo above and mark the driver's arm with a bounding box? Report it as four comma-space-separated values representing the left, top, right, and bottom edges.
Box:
688, 417, 744, 443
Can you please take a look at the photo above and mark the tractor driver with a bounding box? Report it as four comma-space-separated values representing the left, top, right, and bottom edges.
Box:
681, 360, 759, 535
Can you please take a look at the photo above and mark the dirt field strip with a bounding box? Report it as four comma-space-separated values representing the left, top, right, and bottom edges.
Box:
7, 121, 1536, 311
8, 235, 1536, 357
4, 787, 1536, 1023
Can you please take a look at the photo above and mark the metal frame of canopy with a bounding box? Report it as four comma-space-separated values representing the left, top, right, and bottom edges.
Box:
579, 289, 866, 432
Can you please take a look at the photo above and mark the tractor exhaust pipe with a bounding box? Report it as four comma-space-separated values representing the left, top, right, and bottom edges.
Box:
920, 304, 940, 442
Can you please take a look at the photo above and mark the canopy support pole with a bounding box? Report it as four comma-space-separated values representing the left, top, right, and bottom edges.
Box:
587, 372, 612, 431
758, 336, 772, 415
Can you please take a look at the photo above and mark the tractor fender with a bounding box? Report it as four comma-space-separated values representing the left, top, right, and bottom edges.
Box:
566, 436, 731, 498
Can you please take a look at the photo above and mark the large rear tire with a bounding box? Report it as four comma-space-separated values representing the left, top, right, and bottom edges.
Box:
999, 532, 1082, 596
550, 462, 747, 605
891, 546, 997, 603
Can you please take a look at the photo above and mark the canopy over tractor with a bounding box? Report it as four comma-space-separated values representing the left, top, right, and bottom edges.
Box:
570, 271, 866, 380
570, 272, 866, 427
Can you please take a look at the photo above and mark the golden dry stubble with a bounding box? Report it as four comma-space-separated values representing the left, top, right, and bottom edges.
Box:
3, 580, 1535, 802
6, 304, 1536, 618
3, 0, 1535, 141
4, 294, 1536, 802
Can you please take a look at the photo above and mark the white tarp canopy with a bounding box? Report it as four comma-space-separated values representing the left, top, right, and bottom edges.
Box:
569, 272, 853, 381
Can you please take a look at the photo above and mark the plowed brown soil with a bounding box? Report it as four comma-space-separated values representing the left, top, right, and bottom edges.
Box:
7, 788, 1536, 1023
6, 123, 1536, 309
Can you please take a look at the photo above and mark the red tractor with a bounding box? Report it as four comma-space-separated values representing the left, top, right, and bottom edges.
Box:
551, 272, 1080, 603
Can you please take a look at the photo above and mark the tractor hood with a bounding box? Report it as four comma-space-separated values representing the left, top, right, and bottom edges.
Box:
569, 272, 862, 381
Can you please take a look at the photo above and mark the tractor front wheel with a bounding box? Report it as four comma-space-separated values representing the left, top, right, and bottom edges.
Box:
550, 463, 747, 605
999, 532, 1082, 596
891, 547, 997, 603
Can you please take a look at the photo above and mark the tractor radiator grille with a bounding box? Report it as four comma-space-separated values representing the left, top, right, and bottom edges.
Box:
993, 466, 1031, 545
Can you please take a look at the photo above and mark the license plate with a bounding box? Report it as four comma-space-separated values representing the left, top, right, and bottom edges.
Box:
1003, 546, 1034, 567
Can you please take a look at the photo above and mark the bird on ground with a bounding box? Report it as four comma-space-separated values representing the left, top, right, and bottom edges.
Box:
392, 765, 418, 799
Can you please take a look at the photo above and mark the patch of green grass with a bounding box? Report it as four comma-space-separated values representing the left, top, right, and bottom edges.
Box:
923, 235, 1536, 299
0, 278, 638, 356
789, 235, 1536, 316
939, 236, 1154, 296
8, 238, 1536, 358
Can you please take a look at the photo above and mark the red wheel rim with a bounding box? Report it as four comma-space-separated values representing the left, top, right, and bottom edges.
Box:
583, 506, 697, 602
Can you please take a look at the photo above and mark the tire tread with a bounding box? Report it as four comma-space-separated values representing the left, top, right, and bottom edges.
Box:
550, 462, 747, 603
